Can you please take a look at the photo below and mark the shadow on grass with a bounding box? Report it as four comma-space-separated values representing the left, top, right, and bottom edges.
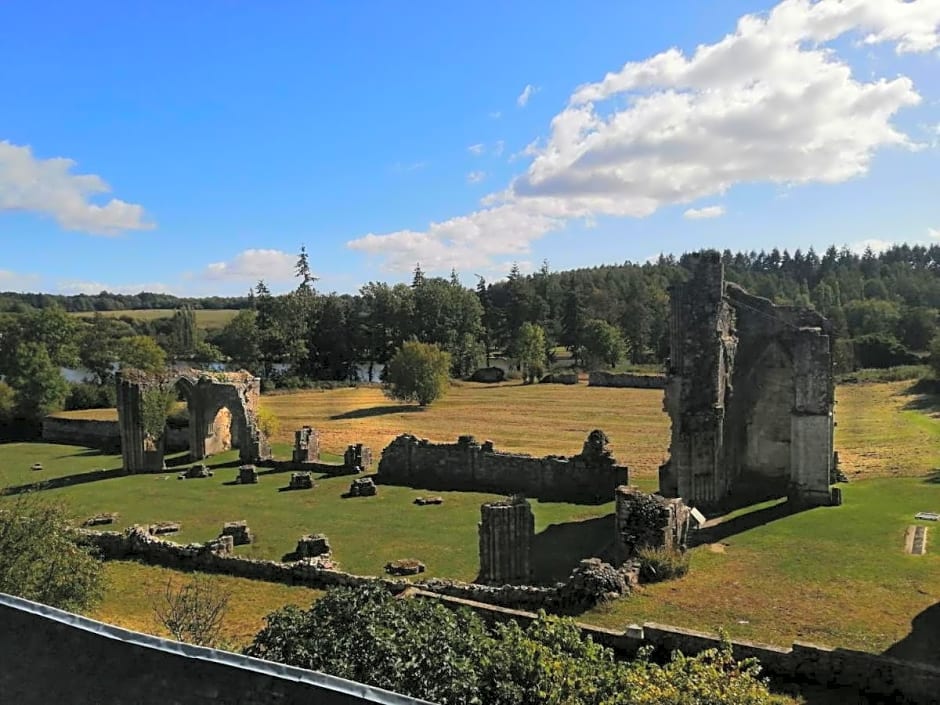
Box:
530, 514, 614, 585
883, 601, 940, 667
2, 467, 127, 495
329, 405, 426, 420
901, 378, 940, 415
924, 471, 940, 484
690, 499, 807, 546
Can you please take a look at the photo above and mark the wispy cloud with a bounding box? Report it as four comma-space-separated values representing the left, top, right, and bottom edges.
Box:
0, 269, 41, 292
390, 161, 428, 173
683, 205, 726, 220
57, 279, 175, 295
488, 111, 502, 119
466, 171, 486, 184
516, 84, 539, 107
494, 140, 505, 157
467, 143, 485, 156
0, 140, 153, 234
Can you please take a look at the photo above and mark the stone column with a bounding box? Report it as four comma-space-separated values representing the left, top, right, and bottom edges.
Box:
478, 495, 534, 585
789, 328, 834, 506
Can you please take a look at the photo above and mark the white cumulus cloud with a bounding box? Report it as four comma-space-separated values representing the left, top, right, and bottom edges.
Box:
203, 249, 299, 282
0, 140, 153, 234
517, 84, 539, 107
684, 205, 726, 220
57, 280, 175, 295
348, 0, 940, 272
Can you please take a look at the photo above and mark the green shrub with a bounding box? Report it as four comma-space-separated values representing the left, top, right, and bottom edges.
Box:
384, 341, 451, 406
636, 546, 690, 583
65, 382, 116, 411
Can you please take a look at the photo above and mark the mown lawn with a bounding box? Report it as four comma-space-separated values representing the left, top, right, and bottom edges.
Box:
5, 378, 940, 654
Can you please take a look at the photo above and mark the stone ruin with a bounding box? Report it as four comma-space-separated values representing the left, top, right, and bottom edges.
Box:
292, 426, 320, 465
288, 472, 314, 490
221, 520, 253, 545
294, 533, 331, 559
613, 486, 692, 564
414, 496, 444, 505
148, 522, 180, 536
659, 252, 837, 511
376, 431, 628, 504
347, 477, 377, 497
478, 495, 534, 585
178, 464, 213, 480
343, 443, 373, 471
116, 368, 271, 474
385, 559, 426, 576
82, 512, 118, 527
238, 464, 258, 484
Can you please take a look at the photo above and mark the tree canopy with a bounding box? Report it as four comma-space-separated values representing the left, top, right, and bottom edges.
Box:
383, 341, 452, 406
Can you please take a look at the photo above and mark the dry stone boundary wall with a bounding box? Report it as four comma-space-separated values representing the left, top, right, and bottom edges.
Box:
587, 371, 666, 389
42, 417, 188, 453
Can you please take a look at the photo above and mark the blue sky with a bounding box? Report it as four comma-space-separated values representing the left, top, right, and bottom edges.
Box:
1, 1, 938, 296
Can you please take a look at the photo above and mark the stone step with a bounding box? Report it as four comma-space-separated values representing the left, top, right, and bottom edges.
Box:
904, 525, 929, 555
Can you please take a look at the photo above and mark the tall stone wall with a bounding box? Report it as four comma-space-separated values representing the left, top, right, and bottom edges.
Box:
478, 496, 534, 585
660, 252, 835, 511
376, 432, 628, 504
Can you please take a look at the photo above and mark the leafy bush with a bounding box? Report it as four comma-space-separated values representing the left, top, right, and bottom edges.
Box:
837, 365, 929, 384
932, 335, 940, 379
0, 493, 104, 611
246, 584, 782, 705
852, 334, 920, 369
0, 381, 15, 421
384, 341, 451, 406
64, 382, 116, 411
256, 405, 280, 438
636, 546, 691, 583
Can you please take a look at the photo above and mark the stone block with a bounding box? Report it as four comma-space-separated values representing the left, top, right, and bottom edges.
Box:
179, 464, 213, 480
288, 472, 314, 490
414, 496, 444, 505
385, 559, 426, 576
148, 522, 180, 535
295, 534, 331, 558
29, 463, 42, 472
221, 520, 253, 545
238, 464, 258, 484
82, 512, 118, 527
348, 477, 377, 497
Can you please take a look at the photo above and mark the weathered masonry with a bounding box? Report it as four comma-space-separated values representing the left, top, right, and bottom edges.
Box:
659, 252, 836, 511
117, 369, 271, 473
376, 430, 628, 504
478, 496, 534, 585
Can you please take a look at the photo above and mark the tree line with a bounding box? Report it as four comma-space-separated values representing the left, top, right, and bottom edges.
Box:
1, 243, 938, 421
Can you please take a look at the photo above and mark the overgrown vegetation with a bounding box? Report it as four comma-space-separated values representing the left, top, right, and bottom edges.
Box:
0, 492, 103, 611
636, 546, 691, 583
152, 574, 231, 647
246, 584, 784, 705
140, 384, 175, 440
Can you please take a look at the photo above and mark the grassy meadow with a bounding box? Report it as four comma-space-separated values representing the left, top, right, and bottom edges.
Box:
5, 377, 940, 654
72, 308, 239, 330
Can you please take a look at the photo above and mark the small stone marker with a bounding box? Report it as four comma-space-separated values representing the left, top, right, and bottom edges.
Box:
414, 496, 443, 505
348, 477, 377, 497
385, 558, 426, 576
289, 472, 314, 490
205, 535, 234, 555
221, 520, 253, 545
83, 512, 118, 527
149, 521, 181, 535
179, 464, 213, 480
30, 463, 42, 472
689, 507, 707, 529
904, 525, 929, 555
915, 512, 940, 522
295, 533, 331, 558
238, 464, 258, 484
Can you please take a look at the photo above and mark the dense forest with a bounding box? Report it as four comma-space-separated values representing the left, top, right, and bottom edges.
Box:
1, 244, 938, 421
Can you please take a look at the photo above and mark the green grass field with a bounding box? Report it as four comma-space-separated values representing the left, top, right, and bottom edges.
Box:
4, 377, 940, 654
72, 308, 239, 330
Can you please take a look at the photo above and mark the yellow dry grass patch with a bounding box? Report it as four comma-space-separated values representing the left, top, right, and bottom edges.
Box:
262, 382, 671, 476
89, 561, 322, 649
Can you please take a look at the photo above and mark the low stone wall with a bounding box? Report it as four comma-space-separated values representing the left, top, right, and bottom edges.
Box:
0, 592, 428, 705
78, 527, 618, 612
413, 592, 940, 705
587, 371, 666, 389
42, 417, 188, 453
375, 433, 628, 504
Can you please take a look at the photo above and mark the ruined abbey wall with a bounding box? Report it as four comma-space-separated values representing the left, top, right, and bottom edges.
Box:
376, 432, 628, 504
660, 252, 835, 510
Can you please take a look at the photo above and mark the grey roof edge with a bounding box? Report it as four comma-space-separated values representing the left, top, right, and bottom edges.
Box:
0, 591, 436, 705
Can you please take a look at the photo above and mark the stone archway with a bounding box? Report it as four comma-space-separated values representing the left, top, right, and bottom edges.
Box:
117, 368, 271, 473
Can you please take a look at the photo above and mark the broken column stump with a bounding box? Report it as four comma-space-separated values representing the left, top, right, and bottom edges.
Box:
477, 495, 534, 585
221, 520, 253, 545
